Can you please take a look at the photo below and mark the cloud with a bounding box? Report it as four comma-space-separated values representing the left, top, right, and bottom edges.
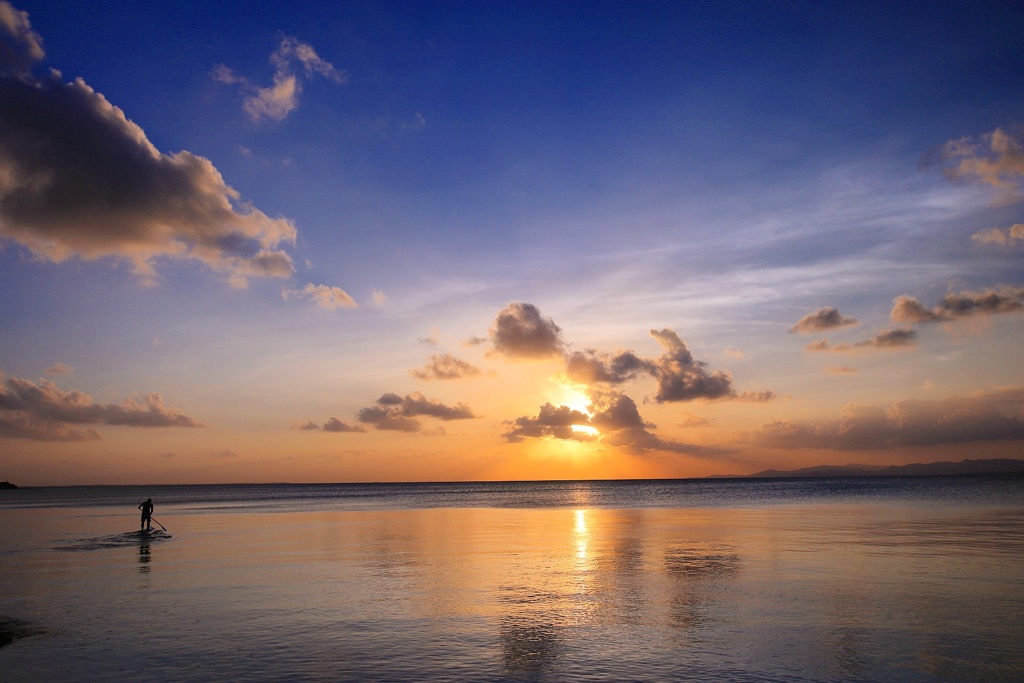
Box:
891, 288, 1024, 323
826, 366, 858, 375
805, 328, 917, 352
789, 307, 858, 334
0, 13, 297, 286
504, 390, 732, 457
355, 392, 476, 432
295, 417, 365, 433
649, 329, 735, 402
0, 375, 201, 441
972, 224, 1024, 246
214, 36, 347, 123
44, 362, 72, 375
736, 390, 776, 403
935, 126, 1024, 202
489, 302, 566, 360
410, 354, 482, 381
565, 349, 652, 385
752, 388, 1024, 450
282, 283, 357, 310
0, 1, 43, 79
502, 402, 594, 443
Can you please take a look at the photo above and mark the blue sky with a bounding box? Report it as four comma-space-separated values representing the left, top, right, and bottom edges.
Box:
1, 1, 1023, 484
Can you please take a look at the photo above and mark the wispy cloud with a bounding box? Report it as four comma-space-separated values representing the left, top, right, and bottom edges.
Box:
282, 283, 358, 310
805, 329, 917, 352
213, 35, 347, 123
934, 126, 1024, 203
410, 354, 482, 381
752, 387, 1024, 450
0, 7, 296, 286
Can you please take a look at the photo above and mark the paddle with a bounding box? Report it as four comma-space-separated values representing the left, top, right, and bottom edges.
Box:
149, 517, 167, 532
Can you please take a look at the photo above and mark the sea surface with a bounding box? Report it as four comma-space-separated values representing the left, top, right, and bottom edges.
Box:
1, 476, 1023, 682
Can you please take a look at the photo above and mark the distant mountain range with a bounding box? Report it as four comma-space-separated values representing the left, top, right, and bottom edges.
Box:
711, 458, 1024, 479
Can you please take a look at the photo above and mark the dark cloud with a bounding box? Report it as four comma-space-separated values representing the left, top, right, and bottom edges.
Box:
410, 354, 482, 381
649, 329, 735, 402
753, 388, 1024, 450
0, 375, 201, 441
504, 390, 733, 457
805, 328, 917, 352
489, 303, 565, 359
891, 288, 1024, 323
565, 350, 652, 385
356, 392, 476, 432
789, 307, 858, 334
502, 403, 594, 442
0, 9, 297, 286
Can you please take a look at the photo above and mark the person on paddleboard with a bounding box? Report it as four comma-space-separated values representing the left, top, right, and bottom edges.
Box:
138, 498, 154, 530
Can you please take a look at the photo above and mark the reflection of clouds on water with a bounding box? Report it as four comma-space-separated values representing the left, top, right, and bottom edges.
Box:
664, 543, 741, 579
664, 542, 741, 631
497, 585, 564, 673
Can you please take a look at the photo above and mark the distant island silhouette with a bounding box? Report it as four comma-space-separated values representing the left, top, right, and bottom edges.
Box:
711, 458, 1024, 479
0, 481, 18, 490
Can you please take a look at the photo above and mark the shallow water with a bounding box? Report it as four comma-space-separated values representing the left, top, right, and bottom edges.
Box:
2, 478, 1023, 681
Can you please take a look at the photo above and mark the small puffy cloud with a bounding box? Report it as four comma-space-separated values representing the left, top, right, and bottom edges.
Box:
44, 362, 72, 375
211, 449, 239, 459
649, 329, 735, 402
356, 392, 476, 432
752, 388, 1024, 450
0, 375, 201, 441
789, 307, 858, 334
972, 224, 1024, 246
936, 126, 1024, 202
0, 14, 297, 286
295, 417, 365, 433
370, 290, 388, 306
282, 283, 357, 310
503, 402, 594, 442
214, 36, 347, 124
891, 288, 1024, 323
826, 366, 858, 375
489, 302, 566, 360
410, 354, 482, 381
0, 1, 43, 79
805, 328, 917, 352
565, 349, 652, 385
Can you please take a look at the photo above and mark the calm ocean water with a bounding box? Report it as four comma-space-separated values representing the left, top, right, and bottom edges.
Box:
2, 476, 1023, 682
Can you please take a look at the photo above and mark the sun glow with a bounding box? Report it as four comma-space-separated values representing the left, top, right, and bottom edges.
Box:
571, 424, 599, 437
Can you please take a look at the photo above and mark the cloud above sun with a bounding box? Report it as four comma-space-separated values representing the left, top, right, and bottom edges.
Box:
0, 3, 298, 286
